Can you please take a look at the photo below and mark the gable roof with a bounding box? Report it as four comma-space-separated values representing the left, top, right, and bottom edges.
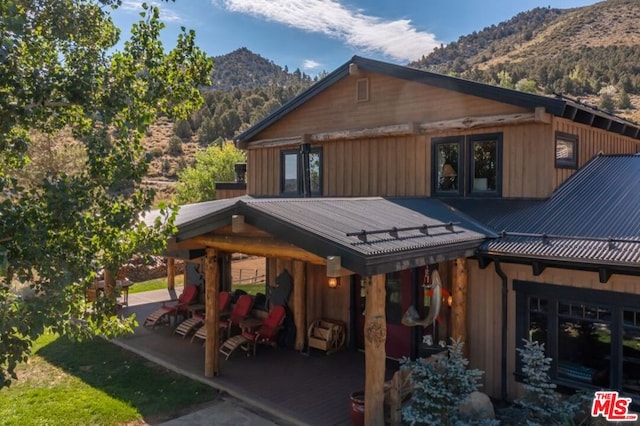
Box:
480, 154, 640, 269
235, 56, 640, 144
147, 197, 496, 276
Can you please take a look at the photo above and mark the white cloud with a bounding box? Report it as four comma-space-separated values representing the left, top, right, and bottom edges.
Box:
303, 59, 321, 70
214, 0, 440, 62
120, 0, 184, 23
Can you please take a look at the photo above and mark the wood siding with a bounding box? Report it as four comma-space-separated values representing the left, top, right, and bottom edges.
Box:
466, 260, 640, 400
552, 117, 638, 189
253, 71, 529, 141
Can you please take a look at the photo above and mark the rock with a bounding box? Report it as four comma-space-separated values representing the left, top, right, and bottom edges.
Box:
458, 391, 495, 421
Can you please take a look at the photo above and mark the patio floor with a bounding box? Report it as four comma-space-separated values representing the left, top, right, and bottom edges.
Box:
114, 289, 398, 426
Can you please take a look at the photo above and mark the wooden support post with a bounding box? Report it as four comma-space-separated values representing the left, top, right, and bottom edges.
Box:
104, 268, 116, 299
292, 260, 306, 351
452, 258, 468, 356
167, 258, 175, 290
204, 248, 220, 377
364, 274, 386, 426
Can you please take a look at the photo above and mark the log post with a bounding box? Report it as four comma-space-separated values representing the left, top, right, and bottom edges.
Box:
452, 258, 468, 356
104, 268, 116, 299
292, 260, 306, 351
167, 257, 175, 290
204, 248, 220, 377
364, 274, 386, 426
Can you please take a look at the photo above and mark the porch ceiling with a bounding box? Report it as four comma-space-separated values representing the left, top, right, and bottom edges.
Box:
145, 197, 496, 276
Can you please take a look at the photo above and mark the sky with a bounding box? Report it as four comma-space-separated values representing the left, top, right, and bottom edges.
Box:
111, 0, 601, 76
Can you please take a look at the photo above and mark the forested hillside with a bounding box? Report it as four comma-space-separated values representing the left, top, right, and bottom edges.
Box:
410, 0, 640, 121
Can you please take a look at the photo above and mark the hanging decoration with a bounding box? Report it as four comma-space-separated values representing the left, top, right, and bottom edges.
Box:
402, 269, 442, 328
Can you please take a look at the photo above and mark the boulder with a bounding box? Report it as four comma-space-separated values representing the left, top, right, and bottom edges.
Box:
458, 391, 495, 421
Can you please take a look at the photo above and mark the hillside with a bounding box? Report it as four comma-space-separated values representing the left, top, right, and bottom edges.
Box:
410, 0, 640, 122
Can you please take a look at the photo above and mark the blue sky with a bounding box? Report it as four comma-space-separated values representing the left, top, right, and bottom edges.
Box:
112, 0, 600, 76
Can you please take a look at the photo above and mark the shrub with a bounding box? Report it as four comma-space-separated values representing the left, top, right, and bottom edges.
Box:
401, 338, 490, 425
166, 136, 183, 155
173, 119, 192, 140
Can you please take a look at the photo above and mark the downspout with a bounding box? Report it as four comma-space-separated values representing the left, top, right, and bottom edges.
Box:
494, 259, 508, 402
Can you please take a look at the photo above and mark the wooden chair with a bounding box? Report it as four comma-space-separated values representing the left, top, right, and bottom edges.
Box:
143, 285, 198, 328
174, 291, 231, 338
192, 294, 254, 343
240, 305, 286, 356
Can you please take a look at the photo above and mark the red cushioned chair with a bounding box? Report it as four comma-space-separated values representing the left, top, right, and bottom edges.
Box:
242, 305, 286, 356
220, 294, 254, 339
143, 285, 199, 328
175, 290, 231, 338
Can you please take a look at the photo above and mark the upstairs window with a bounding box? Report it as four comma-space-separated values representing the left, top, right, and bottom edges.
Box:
280, 146, 322, 196
555, 132, 578, 169
432, 133, 502, 196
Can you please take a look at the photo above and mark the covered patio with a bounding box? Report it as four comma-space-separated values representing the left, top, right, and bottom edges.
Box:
115, 294, 395, 425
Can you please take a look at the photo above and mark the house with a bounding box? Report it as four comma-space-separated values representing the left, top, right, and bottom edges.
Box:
156, 56, 640, 424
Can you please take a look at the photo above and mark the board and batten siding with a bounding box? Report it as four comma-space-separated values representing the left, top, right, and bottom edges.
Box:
252, 71, 530, 141
466, 260, 640, 401
552, 117, 639, 189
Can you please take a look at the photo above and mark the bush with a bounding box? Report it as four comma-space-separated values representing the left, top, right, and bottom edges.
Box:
401, 338, 490, 425
173, 119, 192, 140
497, 339, 589, 425
166, 136, 183, 155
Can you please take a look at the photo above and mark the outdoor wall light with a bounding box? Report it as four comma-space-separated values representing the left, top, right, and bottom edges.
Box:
328, 277, 339, 289
447, 295, 453, 308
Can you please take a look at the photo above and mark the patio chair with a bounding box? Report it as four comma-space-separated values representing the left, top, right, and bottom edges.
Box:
240, 304, 286, 356
192, 294, 254, 343
174, 290, 231, 338
143, 285, 199, 328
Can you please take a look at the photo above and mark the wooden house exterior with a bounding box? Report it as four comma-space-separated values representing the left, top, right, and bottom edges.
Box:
155, 56, 640, 424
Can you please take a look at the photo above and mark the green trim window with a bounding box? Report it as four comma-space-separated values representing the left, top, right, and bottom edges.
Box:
432, 133, 502, 196
280, 147, 322, 196
515, 281, 640, 397
555, 132, 578, 169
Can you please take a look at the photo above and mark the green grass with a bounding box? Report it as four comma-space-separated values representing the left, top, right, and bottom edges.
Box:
0, 333, 218, 426
129, 276, 266, 297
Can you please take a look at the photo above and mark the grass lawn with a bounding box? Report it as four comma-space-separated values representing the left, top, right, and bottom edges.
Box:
0, 333, 218, 426
129, 276, 267, 297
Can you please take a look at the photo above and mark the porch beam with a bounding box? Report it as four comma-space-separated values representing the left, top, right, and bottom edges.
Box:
167, 257, 175, 290
204, 248, 220, 377
292, 260, 307, 351
192, 235, 327, 265
452, 258, 468, 356
364, 274, 386, 426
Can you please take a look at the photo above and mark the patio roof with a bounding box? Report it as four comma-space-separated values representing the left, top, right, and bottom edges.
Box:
145, 197, 496, 276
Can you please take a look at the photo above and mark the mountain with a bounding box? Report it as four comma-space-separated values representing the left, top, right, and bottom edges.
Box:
209, 47, 314, 91
409, 0, 640, 122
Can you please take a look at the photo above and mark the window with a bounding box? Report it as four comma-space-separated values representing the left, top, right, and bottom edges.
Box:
515, 281, 640, 397
432, 133, 502, 196
385, 272, 403, 324
280, 147, 322, 196
356, 78, 369, 102
555, 132, 578, 169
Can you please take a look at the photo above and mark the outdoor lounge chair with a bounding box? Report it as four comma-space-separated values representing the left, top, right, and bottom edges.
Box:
219, 304, 286, 359
143, 285, 199, 328
240, 304, 286, 356
174, 290, 231, 338
192, 294, 254, 343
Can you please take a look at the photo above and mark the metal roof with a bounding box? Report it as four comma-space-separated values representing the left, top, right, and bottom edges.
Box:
481, 154, 640, 267
150, 196, 495, 276
234, 56, 640, 144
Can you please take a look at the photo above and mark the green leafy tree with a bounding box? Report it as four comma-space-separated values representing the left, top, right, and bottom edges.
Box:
175, 141, 246, 204
0, 0, 212, 387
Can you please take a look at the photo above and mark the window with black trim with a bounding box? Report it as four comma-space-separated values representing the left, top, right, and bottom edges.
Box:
280, 147, 322, 196
555, 132, 578, 169
432, 133, 502, 196
515, 281, 640, 397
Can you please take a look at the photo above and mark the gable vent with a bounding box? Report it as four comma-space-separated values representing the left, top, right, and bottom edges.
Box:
356, 78, 369, 102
